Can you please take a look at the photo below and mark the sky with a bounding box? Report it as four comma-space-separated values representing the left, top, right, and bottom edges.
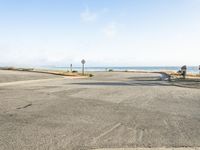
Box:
0, 0, 200, 67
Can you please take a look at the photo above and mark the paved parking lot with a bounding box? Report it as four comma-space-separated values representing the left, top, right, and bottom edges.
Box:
0, 70, 200, 150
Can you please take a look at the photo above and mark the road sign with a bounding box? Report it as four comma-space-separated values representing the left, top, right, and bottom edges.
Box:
81, 59, 86, 64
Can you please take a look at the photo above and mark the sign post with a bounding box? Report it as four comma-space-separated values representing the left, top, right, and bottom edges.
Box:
70, 64, 72, 72
81, 59, 86, 75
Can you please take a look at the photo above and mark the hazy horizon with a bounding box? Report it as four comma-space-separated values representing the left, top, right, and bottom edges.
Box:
0, 0, 200, 67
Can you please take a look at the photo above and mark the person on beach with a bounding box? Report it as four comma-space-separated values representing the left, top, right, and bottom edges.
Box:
181, 65, 187, 79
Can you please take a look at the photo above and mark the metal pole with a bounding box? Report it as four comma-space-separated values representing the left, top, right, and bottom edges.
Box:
70, 64, 72, 72
81, 59, 86, 75
82, 64, 84, 75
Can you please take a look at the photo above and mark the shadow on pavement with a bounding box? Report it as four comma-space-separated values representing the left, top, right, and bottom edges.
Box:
72, 79, 200, 89
72, 81, 170, 87
170, 80, 200, 89
128, 76, 162, 81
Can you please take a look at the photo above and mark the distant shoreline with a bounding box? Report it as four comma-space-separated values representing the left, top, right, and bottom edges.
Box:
0, 67, 199, 79
36, 66, 200, 74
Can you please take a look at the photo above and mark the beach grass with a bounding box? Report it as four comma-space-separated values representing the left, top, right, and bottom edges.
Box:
0, 67, 93, 77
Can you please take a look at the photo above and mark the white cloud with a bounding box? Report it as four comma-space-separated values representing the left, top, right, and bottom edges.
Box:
103, 22, 117, 38
80, 7, 97, 22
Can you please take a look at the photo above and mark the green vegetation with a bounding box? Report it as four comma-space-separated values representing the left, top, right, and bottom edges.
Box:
108, 69, 113, 72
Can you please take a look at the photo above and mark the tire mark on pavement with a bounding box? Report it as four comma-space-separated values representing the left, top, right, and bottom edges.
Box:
16, 103, 32, 110
138, 129, 144, 143
92, 123, 122, 144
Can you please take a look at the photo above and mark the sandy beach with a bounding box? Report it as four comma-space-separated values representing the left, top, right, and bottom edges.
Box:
0, 70, 200, 150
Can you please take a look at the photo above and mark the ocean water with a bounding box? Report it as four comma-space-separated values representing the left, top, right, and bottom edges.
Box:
42, 66, 200, 74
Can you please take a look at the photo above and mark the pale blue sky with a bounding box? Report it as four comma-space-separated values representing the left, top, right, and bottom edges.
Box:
0, 0, 200, 67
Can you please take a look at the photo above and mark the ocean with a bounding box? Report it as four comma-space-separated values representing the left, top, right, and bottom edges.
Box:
42, 66, 200, 74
